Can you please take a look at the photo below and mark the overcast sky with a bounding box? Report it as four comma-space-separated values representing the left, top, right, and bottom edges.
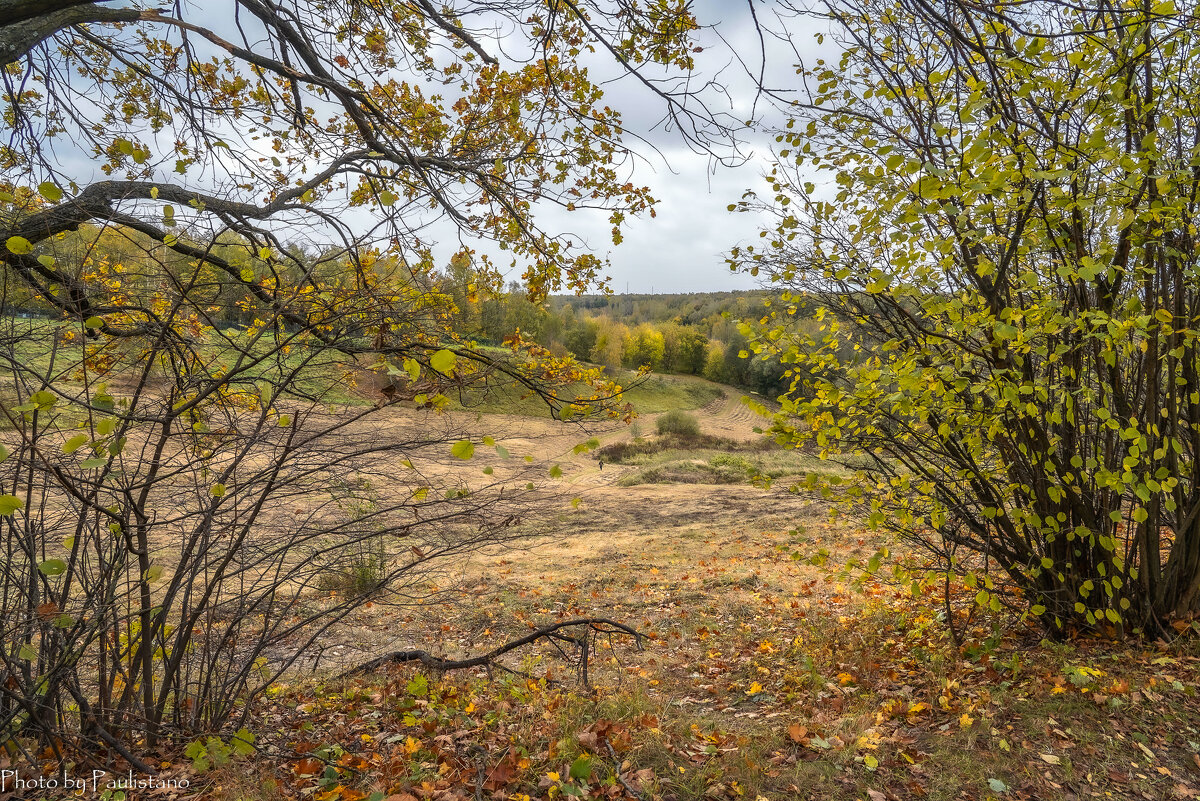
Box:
537, 1, 801, 295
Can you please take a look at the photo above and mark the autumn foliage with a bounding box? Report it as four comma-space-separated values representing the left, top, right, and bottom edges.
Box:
737, 0, 1200, 638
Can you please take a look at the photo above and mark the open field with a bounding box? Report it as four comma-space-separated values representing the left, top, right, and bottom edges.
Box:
171, 382, 1200, 801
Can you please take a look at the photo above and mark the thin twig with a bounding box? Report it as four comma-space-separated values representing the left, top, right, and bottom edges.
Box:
606, 742, 643, 800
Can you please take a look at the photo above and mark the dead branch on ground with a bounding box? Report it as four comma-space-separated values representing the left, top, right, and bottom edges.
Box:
338, 617, 643, 684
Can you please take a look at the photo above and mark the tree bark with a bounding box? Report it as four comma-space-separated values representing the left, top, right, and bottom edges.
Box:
0, 2, 142, 65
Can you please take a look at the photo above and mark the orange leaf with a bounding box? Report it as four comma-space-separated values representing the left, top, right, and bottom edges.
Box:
293, 758, 322, 776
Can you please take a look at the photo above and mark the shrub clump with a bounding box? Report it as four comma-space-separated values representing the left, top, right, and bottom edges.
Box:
597, 432, 774, 465
655, 410, 701, 437
317, 554, 386, 596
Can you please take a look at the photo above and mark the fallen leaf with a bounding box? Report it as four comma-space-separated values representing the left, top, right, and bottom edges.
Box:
293, 758, 322, 776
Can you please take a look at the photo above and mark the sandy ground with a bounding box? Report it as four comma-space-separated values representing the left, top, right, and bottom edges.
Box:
304, 383, 823, 673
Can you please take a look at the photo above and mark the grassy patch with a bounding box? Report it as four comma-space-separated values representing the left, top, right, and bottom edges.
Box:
450, 371, 723, 418
600, 433, 845, 487
597, 431, 773, 462
0, 317, 371, 406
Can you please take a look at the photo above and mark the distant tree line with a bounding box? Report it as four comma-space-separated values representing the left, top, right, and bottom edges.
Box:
437, 269, 820, 397
0, 224, 812, 398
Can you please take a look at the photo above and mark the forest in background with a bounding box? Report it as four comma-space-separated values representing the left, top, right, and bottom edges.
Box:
2, 232, 807, 399
446, 273, 807, 397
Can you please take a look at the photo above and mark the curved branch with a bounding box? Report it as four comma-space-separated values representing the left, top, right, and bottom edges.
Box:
413, 0, 498, 65
337, 617, 644, 680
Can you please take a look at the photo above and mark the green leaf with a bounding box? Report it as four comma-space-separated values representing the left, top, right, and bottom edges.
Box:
0, 495, 22, 515
988, 778, 1008, 794
403, 358, 421, 381
84, 316, 104, 329
79, 457, 107, 469
549, 464, 563, 478
231, 728, 256, 756
451, 440, 475, 460
864, 754, 878, 770
38, 559, 67, 576
211, 483, 227, 498
0, 443, 8, 463
379, 190, 397, 207
406, 673, 429, 698
38, 181, 62, 202
29, 390, 56, 410
63, 434, 89, 454
184, 740, 207, 772
568, 755, 592, 781
6, 236, 32, 254
430, 349, 457, 374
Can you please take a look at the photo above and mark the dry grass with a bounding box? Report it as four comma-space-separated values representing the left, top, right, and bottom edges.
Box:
76, 384, 1200, 801
199, 490, 1200, 801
